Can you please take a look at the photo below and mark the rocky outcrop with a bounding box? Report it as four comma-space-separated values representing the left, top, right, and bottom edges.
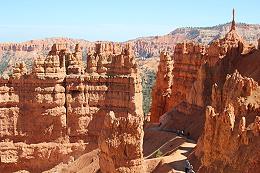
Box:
0, 141, 93, 173
0, 38, 93, 53
1, 23, 260, 76
131, 22, 260, 58
97, 44, 144, 173
98, 109, 144, 173
151, 10, 260, 143
150, 52, 173, 122
150, 41, 207, 127
169, 42, 206, 107
150, 10, 260, 172
0, 43, 144, 172
193, 71, 260, 173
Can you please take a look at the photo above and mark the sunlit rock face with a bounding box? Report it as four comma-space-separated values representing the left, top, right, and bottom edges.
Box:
150, 51, 174, 122
150, 11, 260, 137
0, 43, 144, 172
194, 71, 260, 173
191, 19, 260, 172
150, 10, 260, 172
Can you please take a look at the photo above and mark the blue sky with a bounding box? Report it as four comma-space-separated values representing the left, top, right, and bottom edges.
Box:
0, 0, 259, 42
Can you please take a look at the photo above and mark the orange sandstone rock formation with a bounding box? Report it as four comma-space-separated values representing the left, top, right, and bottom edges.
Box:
151, 10, 260, 139
150, 42, 207, 124
150, 41, 208, 139
150, 9, 260, 172
193, 71, 260, 173
0, 43, 144, 172
150, 52, 173, 122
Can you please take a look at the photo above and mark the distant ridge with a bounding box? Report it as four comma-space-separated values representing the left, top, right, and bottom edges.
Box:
0, 22, 259, 74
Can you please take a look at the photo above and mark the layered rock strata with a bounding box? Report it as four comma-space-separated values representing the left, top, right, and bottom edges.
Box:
150, 42, 208, 136
150, 10, 260, 172
150, 42, 207, 123
193, 71, 260, 173
151, 11, 260, 140
0, 43, 144, 172
97, 44, 144, 173
150, 52, 173, 122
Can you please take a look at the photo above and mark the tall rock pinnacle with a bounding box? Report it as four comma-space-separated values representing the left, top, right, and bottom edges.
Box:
231, 8, 236, 30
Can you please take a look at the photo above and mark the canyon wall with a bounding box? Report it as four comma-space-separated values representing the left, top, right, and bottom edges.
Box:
150, 42, 206, 123
193, 71, 260, 173
150, 15, 260, 138
150, 42, 208, 139
0, 43, 144, 172
150, 52, 173, 122
150, 11, 260, 172
1, 23, 260, 77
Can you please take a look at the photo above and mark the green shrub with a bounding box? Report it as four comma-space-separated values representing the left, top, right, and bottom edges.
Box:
155, 150, 163, 158
141, 69, 156, 116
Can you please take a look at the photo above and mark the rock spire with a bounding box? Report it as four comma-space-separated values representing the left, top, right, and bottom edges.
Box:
231, 8, 236, 31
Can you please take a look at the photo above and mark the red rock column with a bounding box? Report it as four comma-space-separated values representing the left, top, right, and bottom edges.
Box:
98, 74, 144, 173
150, 51, 173, 122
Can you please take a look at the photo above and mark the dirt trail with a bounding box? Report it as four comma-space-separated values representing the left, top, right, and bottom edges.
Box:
144, 127, 196, 173
42, 127, 197, 173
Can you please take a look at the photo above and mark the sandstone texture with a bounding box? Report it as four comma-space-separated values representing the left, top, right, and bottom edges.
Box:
150, 52, 173, 122
131, 22, 260, 58
0, 43, 144, 172
151, 12, 260, 137
150, 41, 208, 139
1, 23, 259, 122
193, 71, 260, 173
150, 10, 260, 172
0, 10, 260, 173
0, 23, 260, 77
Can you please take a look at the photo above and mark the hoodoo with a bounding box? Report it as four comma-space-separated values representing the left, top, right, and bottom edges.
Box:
0, 43, 144, 172
150, 9, 260, 172
0, 5, 259, 173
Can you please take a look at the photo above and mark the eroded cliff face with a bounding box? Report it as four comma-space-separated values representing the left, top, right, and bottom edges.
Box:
194, 71, 260, 173
150, 41, 208, 139
150, 42, 206, 123
150, 16, 260, 139
96, 44, 145, 173
150, 52, 173, 122
0, 43, 144, 172
189, 21, 260, 172
150, 12, 260, 172
99, 109, 144, 173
